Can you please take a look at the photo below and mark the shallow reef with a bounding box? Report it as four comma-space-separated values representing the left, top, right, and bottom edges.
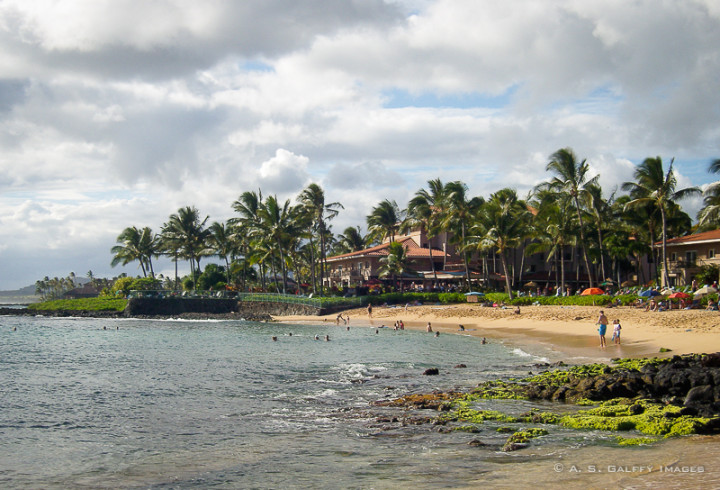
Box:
376, 353, 720, 451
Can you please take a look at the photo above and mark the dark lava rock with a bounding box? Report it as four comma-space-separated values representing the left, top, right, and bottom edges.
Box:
423, 368, 440, 376
454, 364, 467, 369
702, 353, 720, 368
467, 439, 486, 447
502, 442, 528, 452
685, 385, 715, 407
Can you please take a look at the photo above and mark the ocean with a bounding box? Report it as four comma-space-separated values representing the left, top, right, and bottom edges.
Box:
1, 315, 718, 489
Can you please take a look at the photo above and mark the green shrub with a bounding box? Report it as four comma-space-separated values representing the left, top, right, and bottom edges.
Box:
110, 277, 135, 297
28, 298, 127, 312
129, 277, 162, 291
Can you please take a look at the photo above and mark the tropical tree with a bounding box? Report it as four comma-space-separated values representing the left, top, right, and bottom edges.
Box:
526, 189, 576, 295
585, 183, 612, 282
334, 226, 367, 254
111, 226, 158, 277
298, 183, 343, 294
622, 157, 700, 287
231, 190, 266, 290
209, 221, 236, 285
442, 181, 484, 289
257, 195, 301, 294
697, 158, 720, 229
468, 188, 529, 299
161, 206, 211, 280
366, 199, 403, 244
377, 241, 413, 291
402, 178, 449, 281
543, 148, 598, 287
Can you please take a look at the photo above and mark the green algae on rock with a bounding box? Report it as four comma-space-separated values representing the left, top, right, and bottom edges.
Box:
615, 436, 658, 446
502, 428, 549, 452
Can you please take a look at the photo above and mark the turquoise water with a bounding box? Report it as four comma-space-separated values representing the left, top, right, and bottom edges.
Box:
1, 316, 718, 489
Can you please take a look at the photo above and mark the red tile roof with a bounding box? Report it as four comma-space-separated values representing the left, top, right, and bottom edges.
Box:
659, 229, 720, 246
327, 236, 449, 261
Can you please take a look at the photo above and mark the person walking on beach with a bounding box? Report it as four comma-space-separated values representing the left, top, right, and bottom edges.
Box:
596, 310, 608, 348
611, 319, 622, 345
367, 304, 373, 318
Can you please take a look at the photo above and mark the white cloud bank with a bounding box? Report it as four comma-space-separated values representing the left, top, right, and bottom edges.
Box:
0, 0, 718, 289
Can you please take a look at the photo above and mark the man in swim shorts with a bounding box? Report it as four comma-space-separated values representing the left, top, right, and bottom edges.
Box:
596, 310, 608, 347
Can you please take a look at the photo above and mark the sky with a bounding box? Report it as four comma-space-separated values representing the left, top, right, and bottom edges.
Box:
1, 0, 719, 290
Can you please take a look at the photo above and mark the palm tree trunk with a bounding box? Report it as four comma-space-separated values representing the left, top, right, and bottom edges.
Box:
461, 224, 471, 290
500, 251, 513, 300
661, 208, 669, 287
308, 236, 317, 294
597, 226, 607, 281
224, 256, 231, 285
560, 245, 566, 295
276, 239, 288, 294
319, 226, 326, 294
572, 195, 594, 287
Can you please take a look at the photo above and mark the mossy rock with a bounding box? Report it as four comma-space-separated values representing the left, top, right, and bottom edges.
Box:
616, 436, 658, 446
559, 399, 713, 437
502, 428, 549, 451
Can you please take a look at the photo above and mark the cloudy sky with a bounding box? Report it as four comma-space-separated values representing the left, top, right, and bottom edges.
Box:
1, 0, 719, 290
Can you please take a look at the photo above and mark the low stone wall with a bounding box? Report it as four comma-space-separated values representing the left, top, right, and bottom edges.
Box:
125, 298, 239, 316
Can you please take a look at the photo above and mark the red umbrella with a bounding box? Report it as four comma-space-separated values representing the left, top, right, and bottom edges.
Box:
581, 287, 605, 295
668, 291, 691, 299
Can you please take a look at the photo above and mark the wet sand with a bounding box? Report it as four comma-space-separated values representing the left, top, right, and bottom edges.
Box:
274, 304, 720, 360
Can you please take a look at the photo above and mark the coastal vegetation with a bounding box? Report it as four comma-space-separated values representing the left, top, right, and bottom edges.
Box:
28, 298, 127, 312
102, 148, 720, 299
376, 353, 720, 451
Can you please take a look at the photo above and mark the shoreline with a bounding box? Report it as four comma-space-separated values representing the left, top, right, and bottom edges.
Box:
273, 304, 720, 361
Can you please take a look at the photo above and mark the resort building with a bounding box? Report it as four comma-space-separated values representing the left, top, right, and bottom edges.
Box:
659, 229, 720, 287
325, 226, 593, 292
325, 228, 455, 290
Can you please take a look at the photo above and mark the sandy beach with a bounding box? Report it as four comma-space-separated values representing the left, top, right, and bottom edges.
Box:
274, 303, 720, 361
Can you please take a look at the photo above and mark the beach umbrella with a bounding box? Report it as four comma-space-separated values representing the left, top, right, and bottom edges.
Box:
524, 281, 538, 288
580, 287, 605, 295
660, 288, 674, 296
668, 291, 691, 299
694, 286, 717, 298
639, 289, 661, 297
621, 280, 636, 287
465, 291, 485, 296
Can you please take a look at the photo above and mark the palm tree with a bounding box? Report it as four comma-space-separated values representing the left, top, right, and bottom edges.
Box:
468, 188, 529, 299
209, 221, 236, 285
297, 183, 344, 294
161, 206, 211, 280
402, 178, 449, 281
585, 184, 612, 282
442, 181, 484, 289
622, 157, 700, 287
526, 189, 576, 296
378, 241, 413, 291
366, 199, 403, 244
697, 158, 720, 229
232, 190, 267, 290
257, 195, 300, 294
111, 226, 151, 277
544, 148, 598, 287
335, 226, 367, 254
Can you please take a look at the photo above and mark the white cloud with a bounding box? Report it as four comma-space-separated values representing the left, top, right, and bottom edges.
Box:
257, 149, 311, 194
0, 0, 719, 289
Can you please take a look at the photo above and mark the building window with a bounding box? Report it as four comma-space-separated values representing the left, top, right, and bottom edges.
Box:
686, 251, 697, 264
670, 252, 677, 261
709, 249, 716, 259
